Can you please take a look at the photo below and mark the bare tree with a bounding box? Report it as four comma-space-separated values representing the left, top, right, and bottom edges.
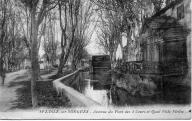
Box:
92, 0, 166, 62
71, 0, 95, 70
0, 0, 16, 85
19, 0, 58, 107
57, 0, 80, 75
96, 9, 121, 63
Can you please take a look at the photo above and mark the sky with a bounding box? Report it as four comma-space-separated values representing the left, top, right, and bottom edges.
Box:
85, 31, 104, 55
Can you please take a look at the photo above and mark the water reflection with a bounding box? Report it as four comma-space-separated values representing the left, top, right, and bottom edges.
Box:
70, 72, 112, 106
69, 71, 191, 106
70, 71, 157, 106
70, 71, 143, 106
83, 79, 111, 106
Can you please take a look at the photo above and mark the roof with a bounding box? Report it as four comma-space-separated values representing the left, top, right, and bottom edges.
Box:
140, 15, 190, 43
152, 0, 183, 18
140, 0, 184, 34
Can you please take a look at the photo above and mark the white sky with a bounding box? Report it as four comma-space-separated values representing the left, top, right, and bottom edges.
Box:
85, 31, 104, 55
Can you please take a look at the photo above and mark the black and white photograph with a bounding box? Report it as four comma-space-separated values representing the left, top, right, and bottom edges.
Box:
0, 0, 191, 119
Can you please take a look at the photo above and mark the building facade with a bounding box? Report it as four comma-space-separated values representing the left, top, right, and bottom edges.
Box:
139, 0, 191, 84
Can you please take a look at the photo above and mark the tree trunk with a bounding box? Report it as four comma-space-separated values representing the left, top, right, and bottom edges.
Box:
71, 56, 77, 71
57, 29, 75, 75
57, 28, 66, 75
0, 59, 5, 85
57, 51, 65, 75
30, 11, 39, 108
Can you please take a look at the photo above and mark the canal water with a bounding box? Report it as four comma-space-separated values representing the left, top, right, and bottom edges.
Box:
68, 72, 113, 106
67, 71, 158, 106
64, 71, 191, 106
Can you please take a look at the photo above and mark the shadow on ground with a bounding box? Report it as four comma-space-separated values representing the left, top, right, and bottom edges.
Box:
8, 74, 71, 110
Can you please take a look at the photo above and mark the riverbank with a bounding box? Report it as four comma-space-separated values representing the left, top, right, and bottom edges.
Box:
53, 69, 100, 107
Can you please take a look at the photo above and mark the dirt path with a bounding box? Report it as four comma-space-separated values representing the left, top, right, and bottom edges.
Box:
0, 69, 58, 112
0, 70, 29, 112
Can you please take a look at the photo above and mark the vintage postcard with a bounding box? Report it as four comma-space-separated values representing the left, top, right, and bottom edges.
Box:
0, 0, 191, 120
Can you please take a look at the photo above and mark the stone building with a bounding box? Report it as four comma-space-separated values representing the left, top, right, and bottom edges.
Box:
140, 0, 191, 85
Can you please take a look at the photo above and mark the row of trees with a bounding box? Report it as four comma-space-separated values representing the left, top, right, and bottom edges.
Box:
57, 0, 94, 75
0, 0, 95, 107
21, 0, 95, 107
0, 0, 28, 85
